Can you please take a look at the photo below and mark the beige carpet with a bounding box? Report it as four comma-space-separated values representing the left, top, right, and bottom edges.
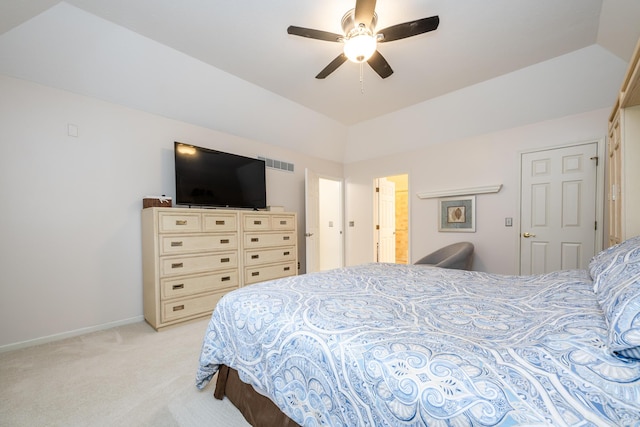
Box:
0, 319, 250, 427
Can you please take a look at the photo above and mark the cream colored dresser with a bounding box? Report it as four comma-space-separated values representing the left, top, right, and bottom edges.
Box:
242, 213, 298, 285
142, 207, 297, 330
607, 36, 640, 247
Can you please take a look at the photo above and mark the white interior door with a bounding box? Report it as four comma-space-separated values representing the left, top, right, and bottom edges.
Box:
376, 178, 396, 263
305, 168, 320, 273
318, 178, 344, 271
520, 142, 598, 274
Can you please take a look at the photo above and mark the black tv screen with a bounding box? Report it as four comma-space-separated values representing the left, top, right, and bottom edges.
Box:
174, 142, 266, 209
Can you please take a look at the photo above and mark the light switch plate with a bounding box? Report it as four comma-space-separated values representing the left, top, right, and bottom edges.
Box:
68, 123, 79, 137
505, 217, 513, 227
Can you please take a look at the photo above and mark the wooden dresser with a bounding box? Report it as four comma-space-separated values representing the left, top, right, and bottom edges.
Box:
607, 36, 640, 247
142, 207, 297, 330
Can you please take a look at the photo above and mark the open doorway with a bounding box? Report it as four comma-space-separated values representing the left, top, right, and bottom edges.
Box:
374, 174, 409, 264
305, 169, 344, 273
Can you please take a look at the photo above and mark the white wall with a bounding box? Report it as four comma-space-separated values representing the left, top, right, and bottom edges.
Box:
341, 43, 623, 274
0, 2, 348, 163
344, 45, 624, 163
344, 108, 609, 274
0, 75, 342, 348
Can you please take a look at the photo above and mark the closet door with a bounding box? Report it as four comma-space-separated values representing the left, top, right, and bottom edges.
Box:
520, 143, 598, 274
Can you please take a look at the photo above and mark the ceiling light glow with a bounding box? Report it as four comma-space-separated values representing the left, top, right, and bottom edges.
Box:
343, 30, 376, 63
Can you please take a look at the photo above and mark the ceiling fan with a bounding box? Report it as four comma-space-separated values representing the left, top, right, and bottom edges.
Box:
287, 0, 439, 79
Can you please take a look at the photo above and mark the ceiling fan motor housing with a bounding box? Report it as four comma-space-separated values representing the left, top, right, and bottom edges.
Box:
341, 8, 377, 33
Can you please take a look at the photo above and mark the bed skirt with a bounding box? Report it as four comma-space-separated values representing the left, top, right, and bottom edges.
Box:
214, 365, 300, 427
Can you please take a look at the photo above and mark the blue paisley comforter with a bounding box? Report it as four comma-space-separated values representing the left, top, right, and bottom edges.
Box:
196, 263, 640, 426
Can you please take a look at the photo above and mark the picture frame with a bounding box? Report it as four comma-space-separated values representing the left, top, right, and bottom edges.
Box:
438, 195, 476, 232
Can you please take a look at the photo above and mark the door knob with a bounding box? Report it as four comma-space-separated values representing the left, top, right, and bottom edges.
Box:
305, 233, 314, 237
522, 232, 536, 238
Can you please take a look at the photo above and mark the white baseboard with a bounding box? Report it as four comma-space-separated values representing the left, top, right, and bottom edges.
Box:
0, 315, 145, 353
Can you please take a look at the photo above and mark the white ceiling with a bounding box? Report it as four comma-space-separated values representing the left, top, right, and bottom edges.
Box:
2, 0, 640, 128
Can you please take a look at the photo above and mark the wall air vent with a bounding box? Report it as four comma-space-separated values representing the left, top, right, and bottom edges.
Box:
258, 156, 294, 173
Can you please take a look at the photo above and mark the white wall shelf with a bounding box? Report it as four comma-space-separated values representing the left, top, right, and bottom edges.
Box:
416, 184, 502, 199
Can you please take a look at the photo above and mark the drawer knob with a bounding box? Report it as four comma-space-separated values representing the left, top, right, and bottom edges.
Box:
283, 236, 290, 241
251, 238, 259, 242
220, 239, 230, 244
216, 220, 225, 225
251, 254, 259, 259
171, 262, 183, 269
221, 276, 231, 282
221, 257, 230, 263
284, 266, 290, 271
170, 241, 183, 247
172, 284, 184, 290
254, 220, 262, 225
280, 220, 287, 225
283, 251, 290, 256
175, 220, 187, 226
173, 305, 185, 312
252, 272, 260, 277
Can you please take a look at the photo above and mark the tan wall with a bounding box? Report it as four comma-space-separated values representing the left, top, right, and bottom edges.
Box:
387, 175, 409, 264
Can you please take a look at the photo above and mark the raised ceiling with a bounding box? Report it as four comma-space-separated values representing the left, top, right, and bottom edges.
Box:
1, 0, 640, 127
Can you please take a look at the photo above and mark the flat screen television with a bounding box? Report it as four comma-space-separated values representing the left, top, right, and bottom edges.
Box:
174, 142, 266, 209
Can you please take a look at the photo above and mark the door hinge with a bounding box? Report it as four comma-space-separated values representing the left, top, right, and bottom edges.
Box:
590, 156, 599, 166
375, 187, 380, 193
375, 224, 380, 230
595, 221, 598, 231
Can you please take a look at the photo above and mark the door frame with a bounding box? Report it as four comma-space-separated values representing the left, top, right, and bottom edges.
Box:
373, 174, 410, 264
517, 139, 605, 274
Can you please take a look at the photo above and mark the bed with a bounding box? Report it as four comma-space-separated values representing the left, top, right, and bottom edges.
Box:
196, 236, 640, 426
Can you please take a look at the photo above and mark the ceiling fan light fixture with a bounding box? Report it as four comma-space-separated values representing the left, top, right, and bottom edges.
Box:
343, 32, 377, 63
288, 1, 439, 79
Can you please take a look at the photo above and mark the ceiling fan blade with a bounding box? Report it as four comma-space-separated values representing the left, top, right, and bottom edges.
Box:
287, 26, 343, 42
378, 16, 439, 43
316, 54, 348, 79
367, 50, 393, 79
354, 0, 377, 26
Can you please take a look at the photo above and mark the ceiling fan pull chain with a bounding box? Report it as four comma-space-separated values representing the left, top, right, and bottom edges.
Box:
360, 62, 365, 93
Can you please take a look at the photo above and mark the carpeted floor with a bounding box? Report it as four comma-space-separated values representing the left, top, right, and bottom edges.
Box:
0, 319, 250, 427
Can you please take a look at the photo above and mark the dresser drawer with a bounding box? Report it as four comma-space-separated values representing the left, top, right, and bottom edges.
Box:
243, 214, 271, 231
161, 271, 239, 299
161, 292, 223, 322
160, 234, 238, 255
160, 252, 238, 277
158, 212, 201, 233
244, 232, 295, 248
245, 262, 296, 285
244, 247, 296, 266
203, 213, 237, 232
271, 215, 295, 231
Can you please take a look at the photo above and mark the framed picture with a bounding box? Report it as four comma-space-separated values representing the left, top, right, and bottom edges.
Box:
438, 195, 475, 232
